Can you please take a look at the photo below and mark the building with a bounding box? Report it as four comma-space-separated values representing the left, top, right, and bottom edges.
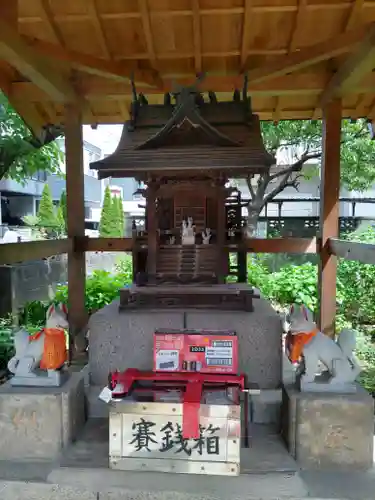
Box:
0, 125, 143, 235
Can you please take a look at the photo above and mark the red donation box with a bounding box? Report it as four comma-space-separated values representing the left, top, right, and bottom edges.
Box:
153, 329, 238, 374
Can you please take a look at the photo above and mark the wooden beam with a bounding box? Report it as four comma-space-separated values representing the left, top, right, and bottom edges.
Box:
246, 25, 367, 84
0, 19, 77, 101
0, 239, 72, 265
243, 238, 318, 254
328, 238, 375, 264
65, 103, 87, 336
192, 0, 202, 73
84, 238, 133, 252
40, 0, 65, 47
345, 0, 365, 31
318, 99, 342, 337
288, 0, 307, 52
320, 24, 375, 106
87, 0, 111, 59
138, 0, 163, 88
15, 70, 375, 101
240, 0, 252, 70
25, 37, 159, 88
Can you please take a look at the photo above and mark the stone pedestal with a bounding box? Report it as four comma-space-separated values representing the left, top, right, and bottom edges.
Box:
282, 385, 374, 469
0, 371, 86, 461
88, 297, 282, 390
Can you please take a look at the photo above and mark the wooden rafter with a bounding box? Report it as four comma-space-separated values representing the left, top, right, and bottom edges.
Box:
192, 0, 202, 74
25, 37, 159, 88
0, 19, 77, 101
320, 23, 375, 106
40, 0, 65, 47
246, 25, 366, 84
138, 0, 156, 63
87, 0, 111, 59
11, 70, 375, 101
138, 0, 163, 88
240, 0, 252, 70
345, 0, 365, 31
288, 0, 307, 52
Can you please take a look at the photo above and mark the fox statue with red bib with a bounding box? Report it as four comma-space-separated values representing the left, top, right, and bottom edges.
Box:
8, 303, 69, 387
284, 304, 361, 392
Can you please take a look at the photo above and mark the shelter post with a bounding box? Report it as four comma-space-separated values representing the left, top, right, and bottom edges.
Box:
65, 103, 87, 342
318, 98, 342, 336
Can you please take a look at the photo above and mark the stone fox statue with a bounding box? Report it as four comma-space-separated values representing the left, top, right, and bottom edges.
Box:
8, 303, 69, 377
285, 304, 361, 390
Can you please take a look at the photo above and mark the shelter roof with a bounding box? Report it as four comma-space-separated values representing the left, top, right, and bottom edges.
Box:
0, 1, 375, 135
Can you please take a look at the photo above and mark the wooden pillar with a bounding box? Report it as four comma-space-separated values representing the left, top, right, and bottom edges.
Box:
0, 0, 17, 25
65, 104, 87, 342
147, 184, 157, 283
216, 188, 227, 284
318, 99, 341, 336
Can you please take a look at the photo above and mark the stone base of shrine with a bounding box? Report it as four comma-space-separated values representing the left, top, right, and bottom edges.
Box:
0, 371, 86, 461
282, 385, 374, 470
88, 297, 283, 391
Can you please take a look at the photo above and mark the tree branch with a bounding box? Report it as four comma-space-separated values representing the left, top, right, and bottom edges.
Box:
269, 152, 322, 181
263, 172, 302, 204
246, 174, 256, 199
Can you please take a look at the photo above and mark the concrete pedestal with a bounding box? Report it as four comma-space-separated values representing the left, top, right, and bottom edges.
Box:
88, 297, 282, 390
282, 385, 374, 469
0, 372, 86, 461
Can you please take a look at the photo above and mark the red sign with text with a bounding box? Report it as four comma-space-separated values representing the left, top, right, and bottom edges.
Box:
153, 329, 238, 374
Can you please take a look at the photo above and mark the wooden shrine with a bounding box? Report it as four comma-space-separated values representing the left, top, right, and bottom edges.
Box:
91, 84, 275, 310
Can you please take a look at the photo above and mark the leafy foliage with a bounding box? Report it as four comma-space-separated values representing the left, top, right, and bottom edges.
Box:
0, 92, 63, 183
54, 256, 133, 314
244, 119, 375, 234
59, 190, 67, 232
99, 186, 116, 237
37, 184, 58, 233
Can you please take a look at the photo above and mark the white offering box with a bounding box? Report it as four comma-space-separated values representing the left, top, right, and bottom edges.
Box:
107, 390, 241, 476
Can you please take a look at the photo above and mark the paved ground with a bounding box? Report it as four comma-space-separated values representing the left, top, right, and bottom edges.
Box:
1, 417, 374, 500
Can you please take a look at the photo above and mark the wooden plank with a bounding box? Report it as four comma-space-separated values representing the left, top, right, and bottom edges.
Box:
243, 238, 318, 254
320, 24, 375, 106
40, 0, 66, 47
318, 99, 342, 337
87, 0, 111, 59
84, 238, 134, 252
328, 238, 375, 264
240, 0, 252, 70
192, 0, 202, 73
0, 19, 77, 102
0, 239, 72, 265
65, 103, 87, 336
246, 26, 367, 84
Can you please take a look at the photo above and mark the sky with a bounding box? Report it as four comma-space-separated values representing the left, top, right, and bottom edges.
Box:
82, 124, 123, 156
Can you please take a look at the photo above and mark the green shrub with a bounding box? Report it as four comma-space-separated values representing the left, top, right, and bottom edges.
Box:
54, 266, 133, 314
0, 317, 14, 371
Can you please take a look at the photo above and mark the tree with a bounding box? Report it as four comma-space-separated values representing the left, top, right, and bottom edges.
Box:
244, 119, 375, 235
99, 186, 117, 237
59, 190, 67, 232
37, 184, 58, 234
115, 195, 124, 237
56, 205, 66, 236
0, 92, 63, 183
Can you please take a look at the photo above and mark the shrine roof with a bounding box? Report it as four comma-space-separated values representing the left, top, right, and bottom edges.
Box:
90, 94, 275, 179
